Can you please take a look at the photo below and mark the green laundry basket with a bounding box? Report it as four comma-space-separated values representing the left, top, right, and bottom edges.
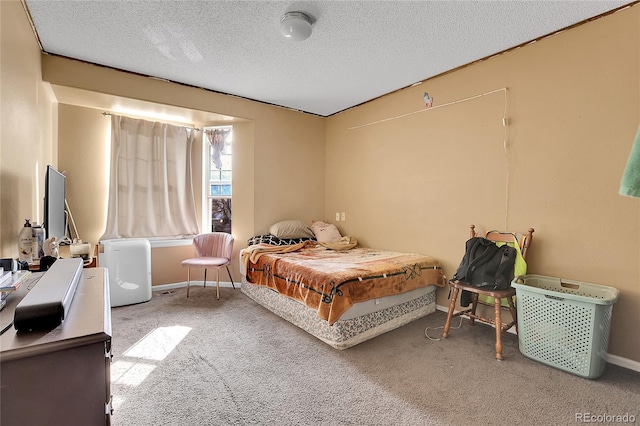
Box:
511, 274, 619, 379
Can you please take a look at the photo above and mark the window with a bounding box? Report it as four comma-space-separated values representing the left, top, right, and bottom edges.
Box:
204, 127, 232, 234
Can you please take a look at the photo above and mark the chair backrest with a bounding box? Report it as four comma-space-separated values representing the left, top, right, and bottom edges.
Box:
469, 224, 534, 260
193, 232, 234, 260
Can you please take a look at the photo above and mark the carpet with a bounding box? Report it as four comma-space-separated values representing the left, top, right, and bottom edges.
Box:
110, 286, 640, 425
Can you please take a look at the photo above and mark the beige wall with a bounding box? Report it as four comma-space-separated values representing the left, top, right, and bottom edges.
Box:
0, 1, 56, 257
2, 0, 639, 363
57, 104, 110, 245
50, 58, 325, 285
43, 56, 326, 237
326, 6, 640, 362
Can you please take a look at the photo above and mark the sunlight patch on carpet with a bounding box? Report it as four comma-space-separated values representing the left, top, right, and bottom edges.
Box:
111, 326, 192, 409
111, 360, 156, 386
124, 325, 192, 361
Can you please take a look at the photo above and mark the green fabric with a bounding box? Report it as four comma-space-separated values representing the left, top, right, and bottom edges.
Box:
620, 126, 640, 198
500, 240, 527, 278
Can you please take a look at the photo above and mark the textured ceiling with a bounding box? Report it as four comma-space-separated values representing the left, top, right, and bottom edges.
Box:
25, 0, 633, 117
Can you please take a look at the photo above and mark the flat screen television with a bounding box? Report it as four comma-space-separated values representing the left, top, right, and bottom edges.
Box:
43, 165, 67, 242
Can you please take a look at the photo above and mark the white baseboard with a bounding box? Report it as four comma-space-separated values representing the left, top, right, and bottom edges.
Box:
435, 304, 449, 313
152, 281, 237, 292
605, 353, 640, 372
435, 304, 640, 373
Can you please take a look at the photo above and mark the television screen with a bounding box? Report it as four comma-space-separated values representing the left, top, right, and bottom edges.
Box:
44, 165, 67, 242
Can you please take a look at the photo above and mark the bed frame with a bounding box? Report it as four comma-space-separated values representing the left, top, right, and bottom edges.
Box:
241, 276, 438, 349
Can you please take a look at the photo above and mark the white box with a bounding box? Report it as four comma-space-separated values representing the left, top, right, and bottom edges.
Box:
99, 239, 152, 307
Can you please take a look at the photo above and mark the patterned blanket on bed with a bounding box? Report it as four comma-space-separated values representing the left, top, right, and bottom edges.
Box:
243, 243, 446, 325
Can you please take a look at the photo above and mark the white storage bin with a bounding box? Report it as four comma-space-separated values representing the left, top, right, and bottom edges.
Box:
511, 274, 618, 379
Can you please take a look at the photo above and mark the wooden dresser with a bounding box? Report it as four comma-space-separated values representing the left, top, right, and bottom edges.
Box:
0, 267, 112, 425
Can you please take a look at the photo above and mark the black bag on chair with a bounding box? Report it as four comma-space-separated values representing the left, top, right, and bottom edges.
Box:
452, 237, 517, 306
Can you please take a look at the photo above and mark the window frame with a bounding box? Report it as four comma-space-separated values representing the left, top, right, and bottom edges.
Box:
202, 125, 233, 233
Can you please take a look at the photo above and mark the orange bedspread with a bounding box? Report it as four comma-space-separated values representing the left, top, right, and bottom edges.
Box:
244, 244, 445, 324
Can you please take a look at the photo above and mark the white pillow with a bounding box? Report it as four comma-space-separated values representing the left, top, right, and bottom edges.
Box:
269, 220, 315, 239
311, 221, 342, 243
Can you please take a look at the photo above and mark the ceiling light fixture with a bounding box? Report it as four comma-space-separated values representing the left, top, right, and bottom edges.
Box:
280, 12, 313, 42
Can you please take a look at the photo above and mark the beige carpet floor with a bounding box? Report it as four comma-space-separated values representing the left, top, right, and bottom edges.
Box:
109, 286, 640, 426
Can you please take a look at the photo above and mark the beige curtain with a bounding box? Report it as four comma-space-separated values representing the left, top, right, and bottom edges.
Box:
101, 115, 199, 240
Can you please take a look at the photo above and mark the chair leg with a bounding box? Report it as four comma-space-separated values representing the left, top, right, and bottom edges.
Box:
507, 296, 518, 333
494, 297, 504, 360
226, 265, 235, 289
442, 287, 460, 338
204, 269, 207, 288
187, 268, 191, 298
216, 268, 220, 300
470, 293, 479, 326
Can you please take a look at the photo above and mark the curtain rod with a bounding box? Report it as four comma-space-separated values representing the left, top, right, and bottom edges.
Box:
102, 112, 201, 132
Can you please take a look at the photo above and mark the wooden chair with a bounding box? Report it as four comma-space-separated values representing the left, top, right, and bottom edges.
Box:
181, 232, 235, 299
442, 224, 534, 360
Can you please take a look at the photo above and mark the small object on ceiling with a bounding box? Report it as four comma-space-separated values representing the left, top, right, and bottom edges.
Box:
424, 93, 434, 108
280, 11, 313, 42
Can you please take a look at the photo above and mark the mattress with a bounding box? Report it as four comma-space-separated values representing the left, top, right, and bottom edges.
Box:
239, 242, 445, 348
242, 243, 445, 324
241, 276, 437, 349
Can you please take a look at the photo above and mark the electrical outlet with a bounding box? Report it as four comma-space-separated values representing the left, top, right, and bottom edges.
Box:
341, 212, 346, 221
335, 212, 340, 221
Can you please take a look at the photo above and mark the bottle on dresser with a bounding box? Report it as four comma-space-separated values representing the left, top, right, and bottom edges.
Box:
32, 223, 45, 260
18, 219, 33, 263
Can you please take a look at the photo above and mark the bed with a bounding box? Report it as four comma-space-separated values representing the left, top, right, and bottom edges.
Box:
239, 228, 446, 349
